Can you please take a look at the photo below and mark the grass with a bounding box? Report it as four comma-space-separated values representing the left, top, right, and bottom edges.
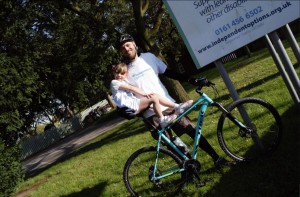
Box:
13, 39, 299, 197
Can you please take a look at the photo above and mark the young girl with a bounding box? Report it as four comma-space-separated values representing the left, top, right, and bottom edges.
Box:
110, 63, 193, 128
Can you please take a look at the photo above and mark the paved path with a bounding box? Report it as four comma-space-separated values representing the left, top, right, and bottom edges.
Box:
22, 117, 127, 177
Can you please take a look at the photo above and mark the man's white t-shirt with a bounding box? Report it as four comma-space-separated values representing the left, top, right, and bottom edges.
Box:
126, 52, 175, 118
110, 79, 140, 113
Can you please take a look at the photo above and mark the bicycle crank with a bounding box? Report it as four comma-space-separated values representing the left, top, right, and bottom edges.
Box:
183, 159, 201, 182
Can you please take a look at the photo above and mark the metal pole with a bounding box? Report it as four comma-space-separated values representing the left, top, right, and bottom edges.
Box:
284, 24, 300, 66
214, 60, 240, 101
264, 34, 300, 103
269, 31, 300, 102
214, 60, 265, 150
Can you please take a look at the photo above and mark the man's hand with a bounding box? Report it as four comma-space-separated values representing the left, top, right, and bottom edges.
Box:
188, 77, 214, 87
145, 93, 155, 99
116, 107, 136, 120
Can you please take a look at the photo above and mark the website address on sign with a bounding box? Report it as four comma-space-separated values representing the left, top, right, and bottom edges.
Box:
198, 1, 292, 54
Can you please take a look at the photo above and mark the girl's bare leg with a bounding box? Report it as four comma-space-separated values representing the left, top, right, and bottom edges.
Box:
153, 93, 176, 108
136, 96, 163, 118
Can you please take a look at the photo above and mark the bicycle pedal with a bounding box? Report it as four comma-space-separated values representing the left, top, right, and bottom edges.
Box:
154, 181, 163, 188
198, 180, 206, 187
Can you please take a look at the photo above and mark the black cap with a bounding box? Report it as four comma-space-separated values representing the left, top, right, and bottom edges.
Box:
116, 34, 134, 49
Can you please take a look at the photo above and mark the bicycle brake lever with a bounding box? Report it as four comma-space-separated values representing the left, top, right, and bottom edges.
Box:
207, 81, 215, 86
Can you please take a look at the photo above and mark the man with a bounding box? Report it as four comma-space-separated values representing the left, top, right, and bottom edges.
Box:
116, 34, 234, 167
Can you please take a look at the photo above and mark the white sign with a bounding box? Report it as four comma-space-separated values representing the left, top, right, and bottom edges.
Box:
164, 0, 300, 68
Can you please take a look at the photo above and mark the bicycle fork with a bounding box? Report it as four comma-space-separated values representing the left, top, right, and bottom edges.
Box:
213, 102, 266, 152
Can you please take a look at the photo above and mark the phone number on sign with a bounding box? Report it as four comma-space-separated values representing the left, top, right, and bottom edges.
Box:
214, 6, 263, 36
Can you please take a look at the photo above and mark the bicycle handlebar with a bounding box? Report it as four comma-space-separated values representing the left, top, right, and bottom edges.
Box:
189, 77, 215, 89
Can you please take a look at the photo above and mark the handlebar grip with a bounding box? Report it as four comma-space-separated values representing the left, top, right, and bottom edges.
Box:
207, 81, 215, 86
189, 77, 214, 87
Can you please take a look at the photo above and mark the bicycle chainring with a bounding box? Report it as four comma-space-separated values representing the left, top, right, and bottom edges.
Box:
183, 159, 201, 181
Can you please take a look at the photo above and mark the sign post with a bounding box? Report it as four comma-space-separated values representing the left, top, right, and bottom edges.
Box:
264, 34, 299, 103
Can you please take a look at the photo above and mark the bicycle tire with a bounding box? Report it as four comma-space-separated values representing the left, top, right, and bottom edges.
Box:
123, 146, 185, 197
217, 97, 282, 162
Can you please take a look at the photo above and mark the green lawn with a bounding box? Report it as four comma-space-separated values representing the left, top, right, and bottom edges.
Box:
14, 39, 299, 197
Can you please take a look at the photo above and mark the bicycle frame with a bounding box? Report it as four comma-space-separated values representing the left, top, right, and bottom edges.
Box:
159, 92, 213, 158
151, 92, 249, 182
150, 92, 212, 182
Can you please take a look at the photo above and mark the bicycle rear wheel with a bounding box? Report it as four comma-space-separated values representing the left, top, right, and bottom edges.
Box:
217, 98, 282, 162
123, 146, 185, 197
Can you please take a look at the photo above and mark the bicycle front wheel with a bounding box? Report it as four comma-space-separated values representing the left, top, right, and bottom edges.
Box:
217, 98, 282, 162
123, 146, 185, 197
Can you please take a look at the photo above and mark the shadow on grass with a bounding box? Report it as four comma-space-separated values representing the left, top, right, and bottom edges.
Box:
64, 119, 147, 157
61, 181, 108, 197
24, 117, 147, 179
184, 49, 272, 91
202, 103, 299, 197
212, 72, 281, 103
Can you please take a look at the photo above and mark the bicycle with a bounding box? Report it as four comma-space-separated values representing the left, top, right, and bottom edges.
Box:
123, 77, 282, 196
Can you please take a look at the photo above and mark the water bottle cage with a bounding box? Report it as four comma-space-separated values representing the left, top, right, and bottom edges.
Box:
172, 136, 189, 155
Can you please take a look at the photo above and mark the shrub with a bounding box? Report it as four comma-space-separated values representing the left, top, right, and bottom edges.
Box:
0, 139, 24, 197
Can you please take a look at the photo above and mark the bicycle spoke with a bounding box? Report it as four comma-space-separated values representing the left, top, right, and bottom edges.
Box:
217, 98, 282, 161
123, 147, 185, 196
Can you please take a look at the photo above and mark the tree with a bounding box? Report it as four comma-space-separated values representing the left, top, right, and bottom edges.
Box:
0, 0, 119, 142
1, 0, 194, 143
0, 139, 23, 196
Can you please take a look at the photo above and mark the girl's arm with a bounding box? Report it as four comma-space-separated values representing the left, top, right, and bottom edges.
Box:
119, 83, 147, 97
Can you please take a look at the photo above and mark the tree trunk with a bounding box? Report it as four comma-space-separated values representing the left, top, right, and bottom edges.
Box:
105, 92, 116, 108
159, 76, 191, 103
131, 0, 191, 103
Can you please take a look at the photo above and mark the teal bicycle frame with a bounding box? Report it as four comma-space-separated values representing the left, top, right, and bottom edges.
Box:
151, 91, 248, 182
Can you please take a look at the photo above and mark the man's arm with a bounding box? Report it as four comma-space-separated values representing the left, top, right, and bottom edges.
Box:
161, 69, 191, 82
161, 68, 205, 86
119, 83, 147, 97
